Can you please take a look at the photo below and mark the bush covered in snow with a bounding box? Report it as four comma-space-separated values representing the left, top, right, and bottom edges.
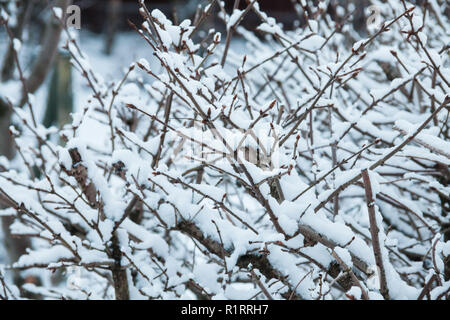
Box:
0, 0, 449, 300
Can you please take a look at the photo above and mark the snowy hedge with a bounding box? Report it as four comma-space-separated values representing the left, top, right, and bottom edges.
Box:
0, 0, 449, 300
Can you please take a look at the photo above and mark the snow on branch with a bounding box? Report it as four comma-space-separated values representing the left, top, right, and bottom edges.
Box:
0, 0, 449, 300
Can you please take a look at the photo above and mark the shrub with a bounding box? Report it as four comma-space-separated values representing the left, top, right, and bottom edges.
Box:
0, 0, 449, 300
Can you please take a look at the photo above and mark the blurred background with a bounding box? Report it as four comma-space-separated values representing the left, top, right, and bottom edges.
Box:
1, 0, 449, 129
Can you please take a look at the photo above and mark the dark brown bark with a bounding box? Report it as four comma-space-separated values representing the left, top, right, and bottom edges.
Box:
176, 219, 354, 295
0, 101, 29, 289
1, 215, 31, 286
